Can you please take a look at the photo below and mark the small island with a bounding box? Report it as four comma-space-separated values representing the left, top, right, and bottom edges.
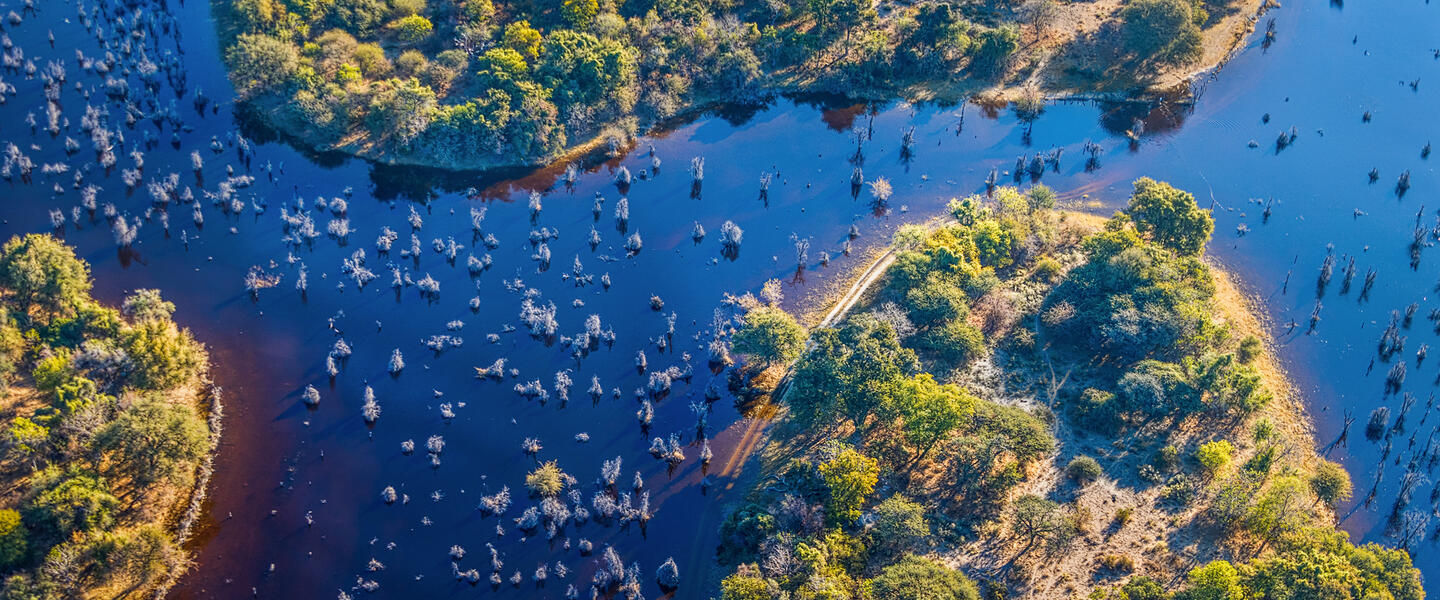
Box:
0, 235, 217, 598
715, 180, 1423, 599
218, 0, 1267, 169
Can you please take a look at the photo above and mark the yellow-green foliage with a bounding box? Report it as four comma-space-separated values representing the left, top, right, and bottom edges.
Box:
0, 235, 211, 597
220, 0, 1020, 167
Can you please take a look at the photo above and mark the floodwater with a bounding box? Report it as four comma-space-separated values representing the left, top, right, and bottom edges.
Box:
0, 0, 1434, 597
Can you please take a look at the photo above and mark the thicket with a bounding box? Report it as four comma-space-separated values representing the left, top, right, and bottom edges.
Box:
221, 0, 1024, 167
0, 234, 212, 598
716, 187, 1062, 598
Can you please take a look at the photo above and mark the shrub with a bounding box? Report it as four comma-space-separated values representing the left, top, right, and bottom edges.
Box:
1098, 554, 1136, 573
871, 554, 980, 600
1119, 0, 1204, 67
1071, 388, 1122, 433
525, 461, 566, 497
1113, 507, 1133, 526
1308, 460, 1352, 509
1236, 335, 1262, 364
871, 495, 929, 553
1033, 256, 1063, 283
0, 510, 26, 569
1195, 439, 1235, 476
1065, 456, 1103, 483
902, 277, 969, 327
224, 34, 300, 99
733, 307, 806, 368
818, 448, 878, 523
969, 25, 1019, 76
916, 320, 987, 365
391, 15, 434, 42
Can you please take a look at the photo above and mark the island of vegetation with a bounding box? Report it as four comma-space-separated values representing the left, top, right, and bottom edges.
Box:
219, 0, 1265, 169
715, 180, 1424, 599
0, 235, 217, 599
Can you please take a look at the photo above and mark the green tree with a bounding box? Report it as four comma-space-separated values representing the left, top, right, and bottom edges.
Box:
224, 34, 300, 99
732, 307, 806, 368
1119, 0, 1203, 67
0, 234, 92, 323
0, 510, 27, 570
503, 20, 543, 62
1195, 439, 1234, 476
902, 277, 969, 327
326, 0, 390, 34
562, 0, 598, 29
870, 495, 929, 554
1307, 459, 1352, 509
791, 316, 918, 430
5, 418, 49, 466
23, 469, 119, 541
1243, 475, 1309, 548
1026, 185, 1057, 213
120, 320, 206, 391
969, 25, 1019, 76
94, 400, 210, 493
1180, 560, 1243, 600
390, 14, 433, 42
1009, 494, 1074, 554
871, 554, 979, 600
95, 525, 181, 595
887, 374, 971, 463
818, 448, 878, 523
121, 290, 175, 323
1125, 177, 1214, 256
1118, 575, 1169, 600
719, 570, 769, 600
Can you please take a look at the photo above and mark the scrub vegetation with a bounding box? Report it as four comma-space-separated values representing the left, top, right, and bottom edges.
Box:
0, 235, 215, 599
715, 180, 1422, 599
218, 0, 1259, 168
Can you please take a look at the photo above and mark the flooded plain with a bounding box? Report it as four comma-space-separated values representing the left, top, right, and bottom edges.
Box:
0, 0, 1434, 597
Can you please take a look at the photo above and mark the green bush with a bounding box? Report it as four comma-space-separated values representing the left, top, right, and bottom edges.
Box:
871, 554, 979, 600
1065, 455, 1103, 483
871, 495, 929, 553
733, 307, 806, 368
902, 277, 970, 327
969, 25, 1019, 76
0, 510, 27, 569
1071, 388, 1122, 434
224, 34, 301, 99
1195, 439, 1234, 476
1119, 0, 1204, 68
915, 320, 986, 365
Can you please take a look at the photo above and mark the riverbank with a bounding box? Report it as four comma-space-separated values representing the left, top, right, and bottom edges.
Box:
216, 0, 1273, 172
0, 235, 220, 598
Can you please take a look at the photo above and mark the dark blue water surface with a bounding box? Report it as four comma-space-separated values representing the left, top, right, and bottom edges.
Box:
0, 0, 1434, 597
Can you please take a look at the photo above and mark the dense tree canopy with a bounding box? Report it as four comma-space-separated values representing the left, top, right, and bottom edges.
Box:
0, 234, 92, 324
1125, 177, 1215, 256
0, 236, 212, 598
732, 306, 806, 368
